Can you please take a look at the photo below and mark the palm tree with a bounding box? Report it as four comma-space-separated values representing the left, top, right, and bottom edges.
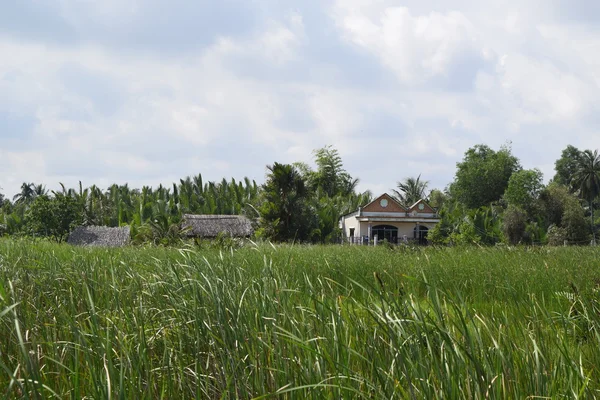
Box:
393, 174, 429, 207
572, 149, 600, 243
13, 182, 35, 204
261, 163, 312, 241
32, 183, 47, 197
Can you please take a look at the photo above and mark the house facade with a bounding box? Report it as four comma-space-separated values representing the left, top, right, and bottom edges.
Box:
339, 193, 440, 245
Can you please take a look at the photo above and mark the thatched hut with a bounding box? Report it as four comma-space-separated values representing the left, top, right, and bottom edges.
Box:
182, 214, 254, 238
68, 226, 131, 247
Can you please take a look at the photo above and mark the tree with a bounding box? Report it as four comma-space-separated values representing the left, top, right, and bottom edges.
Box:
26, 194, 81, 242
571, 149, 600, 243
13, 182, 35, 205
259, 163, 316, 242
503, 169, 544, 216
553, 145, 583, 188
538, 184, 572, 228
428, 189, 448, 209
308, 145, 357, 198
393, 175, 429, 206
450, 144, 521, 209
502, 206, 528, 245
561, 198, 589, 244
537, 183, 589, 244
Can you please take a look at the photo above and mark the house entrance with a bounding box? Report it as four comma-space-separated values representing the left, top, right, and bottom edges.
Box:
372, 225, 398, 244
414, 225, 429, 245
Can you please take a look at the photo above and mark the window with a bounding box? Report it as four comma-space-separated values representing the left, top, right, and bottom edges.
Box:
372, 225, 398, 244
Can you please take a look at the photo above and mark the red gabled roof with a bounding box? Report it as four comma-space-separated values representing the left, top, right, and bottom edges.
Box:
361, 193, 407, 213
408, 199, 435, 214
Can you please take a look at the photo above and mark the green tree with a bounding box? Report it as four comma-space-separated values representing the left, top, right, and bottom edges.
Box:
561, 198, 589, 244
13, 182, 36, 205
393, 174, 429, 206
537, 183, 589, 244
538, 183, 572, 228
450, 144, 521, 209
259, 163, 315, 242
553, 145, 582, 188
428, 189, 447, 209
502, 205, 528, 245
503, 169, 544, 215
26, 194, 81, 242
309, 145, 357, 197
571, 149, 600, 243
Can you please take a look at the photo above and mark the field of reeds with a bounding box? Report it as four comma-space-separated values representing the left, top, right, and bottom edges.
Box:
0, 239, 600, 399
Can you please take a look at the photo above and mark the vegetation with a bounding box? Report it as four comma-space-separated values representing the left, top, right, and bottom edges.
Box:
393, 174, 429, 206
0, 146, 370, 245
448, 144, 521, 210
430, 143, 600, 246
1, 240, 600, 398
1, 143, 600, 246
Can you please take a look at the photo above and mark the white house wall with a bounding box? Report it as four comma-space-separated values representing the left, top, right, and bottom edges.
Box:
358, 221, 437, 239
341, 214, 360, 238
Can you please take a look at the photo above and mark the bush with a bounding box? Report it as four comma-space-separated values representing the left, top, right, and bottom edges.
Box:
503, 206, 528, 245
547, 224, 567, 246
562, 200, 589, 244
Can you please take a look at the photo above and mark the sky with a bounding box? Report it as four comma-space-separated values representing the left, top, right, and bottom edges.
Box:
1, 0, 600, 198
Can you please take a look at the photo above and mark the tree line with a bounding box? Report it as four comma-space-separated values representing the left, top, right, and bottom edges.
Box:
1, 143, 598, 246
428, 144, 600, 245
0, 146, 371, 244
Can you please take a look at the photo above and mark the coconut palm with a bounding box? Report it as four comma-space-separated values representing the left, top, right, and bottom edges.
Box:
393, 175, 429, 207
13, 182, 35, 204
572, 149, 600, 243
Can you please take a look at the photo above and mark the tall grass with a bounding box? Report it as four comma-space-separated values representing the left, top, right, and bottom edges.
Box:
0, 239, 599, 398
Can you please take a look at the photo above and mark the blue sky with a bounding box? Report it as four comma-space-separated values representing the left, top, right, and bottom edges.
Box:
1, 0, 600, 197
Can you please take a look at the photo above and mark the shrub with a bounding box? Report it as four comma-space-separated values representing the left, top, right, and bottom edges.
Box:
503, 206, 528, 245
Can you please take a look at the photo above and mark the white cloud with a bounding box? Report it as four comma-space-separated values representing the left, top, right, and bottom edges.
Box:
0, 13, 310, 195
2, 0, 600, 200
333, 2, 485, 86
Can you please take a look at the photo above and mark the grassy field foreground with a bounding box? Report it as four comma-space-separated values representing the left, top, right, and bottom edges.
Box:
0, 240, 600, 399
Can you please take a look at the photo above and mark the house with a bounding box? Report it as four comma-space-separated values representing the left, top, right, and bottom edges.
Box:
68, 226, 131, 247
339, 193, 440, 245
181, 214, 254, 238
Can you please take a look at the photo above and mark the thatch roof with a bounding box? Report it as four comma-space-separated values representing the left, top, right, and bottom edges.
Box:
182, 214, 254, 238
68, 226, 131, 247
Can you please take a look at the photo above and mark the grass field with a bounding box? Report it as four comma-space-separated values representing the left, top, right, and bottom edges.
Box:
0, 239, 600, 399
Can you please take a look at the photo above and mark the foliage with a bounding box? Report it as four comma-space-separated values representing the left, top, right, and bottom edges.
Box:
13, 182, 46, 205
571, 149, 600, 241
309, 145, 358, 197
538, 183, 573, 228
259, 163, 316, 242
561, 197, 590, 244
429, 203, 502, 245
2, 241, 600, 397
133, 215, 186, 246
553, 145, 583, 188
547, 224, 568, 246
502, 205, 528, 244
393, 174, 429, 206
450, 144, 521, 209
26, 194, 81, 242
261, 146, 367, 244
1, 174, 261, 244
503, 169, 544, 215
428, 188, 448, 209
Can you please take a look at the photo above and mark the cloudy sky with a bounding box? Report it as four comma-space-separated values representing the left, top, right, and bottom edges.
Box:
1, 0, 600, 197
